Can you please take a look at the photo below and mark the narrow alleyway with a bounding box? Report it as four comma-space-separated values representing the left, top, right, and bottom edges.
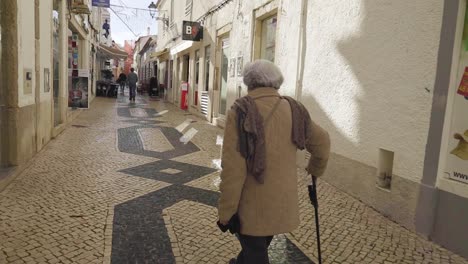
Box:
0, 93, 466, 264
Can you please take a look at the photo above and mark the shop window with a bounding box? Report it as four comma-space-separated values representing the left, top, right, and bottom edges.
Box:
204, 45, 210, 91
53, 0, 63, 126
195, 50, 200, 85
176, 57, 181, 102
160, 61, 167, 87
260, 15, 277, 62
169, 59, 173, 98
183, 55, 190, 82
194, 50, 200, 105
219, 37, 230, 116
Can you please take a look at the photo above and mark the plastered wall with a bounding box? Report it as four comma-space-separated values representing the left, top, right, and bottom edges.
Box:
299, 0, 443, 183
7, 0, 59, 164
37, 0, 53, 149
18, 0, 36, 108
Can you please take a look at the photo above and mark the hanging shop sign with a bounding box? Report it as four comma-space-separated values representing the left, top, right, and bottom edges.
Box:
92, 0, 110, 8
71, 0, 91, 14
182, 21, 203, 41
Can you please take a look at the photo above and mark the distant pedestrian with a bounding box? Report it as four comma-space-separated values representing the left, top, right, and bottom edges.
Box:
118, 72, 127, 93
149, 76, 159, 97
127, 68, 138, 102
217, 60, 331, 264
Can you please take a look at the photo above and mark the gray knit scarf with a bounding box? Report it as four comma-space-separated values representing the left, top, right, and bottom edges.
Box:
232, 95, 311, 183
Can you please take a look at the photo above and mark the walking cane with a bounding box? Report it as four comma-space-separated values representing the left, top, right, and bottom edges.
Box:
308, 176, 322, 264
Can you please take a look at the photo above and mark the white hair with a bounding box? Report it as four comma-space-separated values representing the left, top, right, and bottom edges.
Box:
242, 60, 284, 90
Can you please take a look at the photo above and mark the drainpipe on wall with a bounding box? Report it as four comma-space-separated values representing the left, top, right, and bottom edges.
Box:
294, 0, 308, 101
294, 0, 310, 167
35, 0, 41, 152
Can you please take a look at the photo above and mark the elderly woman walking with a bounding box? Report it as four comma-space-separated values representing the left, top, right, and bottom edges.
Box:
217, 60, 331, 264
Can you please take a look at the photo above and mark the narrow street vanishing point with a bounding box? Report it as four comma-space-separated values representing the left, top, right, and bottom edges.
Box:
2, 0, 468, 263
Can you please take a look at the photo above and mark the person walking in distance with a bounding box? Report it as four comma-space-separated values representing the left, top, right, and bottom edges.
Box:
127, 68, 138, 102
118, 72, 127, 94
217, 60, 331, 264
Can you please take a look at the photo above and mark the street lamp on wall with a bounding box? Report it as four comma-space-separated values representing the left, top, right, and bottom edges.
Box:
148, 2, 157, 19
148, 1, 169, 27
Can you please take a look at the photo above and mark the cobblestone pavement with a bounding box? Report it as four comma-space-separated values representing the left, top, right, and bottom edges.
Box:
0, 93, 467, 264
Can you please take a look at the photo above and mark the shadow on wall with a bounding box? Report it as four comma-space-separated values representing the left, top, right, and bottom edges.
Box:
301, 94, 420, 231
300, 0, 442, 230
337, 0, 437, 167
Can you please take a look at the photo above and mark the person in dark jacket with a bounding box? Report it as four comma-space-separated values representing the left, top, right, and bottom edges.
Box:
127, 68, 138, 102
149, 76, 159, 97
118, 72, 127, 93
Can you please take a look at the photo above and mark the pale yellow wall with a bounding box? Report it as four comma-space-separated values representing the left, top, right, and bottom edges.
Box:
37, 0, 53, 150
14, 0, 56, 152
57, 0, 68, 127
40, 0, 53, 101
17, 0, 36, 107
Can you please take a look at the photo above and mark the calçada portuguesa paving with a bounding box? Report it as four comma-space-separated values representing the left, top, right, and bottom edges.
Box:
0, 94, 467, 264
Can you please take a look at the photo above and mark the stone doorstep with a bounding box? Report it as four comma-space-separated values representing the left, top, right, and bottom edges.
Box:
53, 108, 86, 138
52, 122, 67, 138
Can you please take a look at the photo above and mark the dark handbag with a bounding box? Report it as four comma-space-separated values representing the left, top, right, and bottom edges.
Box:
217, 213, 241, 234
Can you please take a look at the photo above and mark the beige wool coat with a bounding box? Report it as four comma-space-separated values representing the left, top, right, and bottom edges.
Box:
218, 88, 331, 236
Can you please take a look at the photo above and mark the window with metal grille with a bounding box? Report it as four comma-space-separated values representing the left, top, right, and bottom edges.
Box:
170, 0, 174, 23
185, 0, 193, 16
260, 15, 277, 62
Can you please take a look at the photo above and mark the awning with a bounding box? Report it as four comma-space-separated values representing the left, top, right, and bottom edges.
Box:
97, 44, 128, 60
170, 41, 193, 55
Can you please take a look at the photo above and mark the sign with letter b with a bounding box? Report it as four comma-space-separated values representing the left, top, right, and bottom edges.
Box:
182, 21, 203, 41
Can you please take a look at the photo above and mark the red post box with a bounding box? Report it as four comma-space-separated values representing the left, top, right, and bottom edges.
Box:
180, 82, 189, 110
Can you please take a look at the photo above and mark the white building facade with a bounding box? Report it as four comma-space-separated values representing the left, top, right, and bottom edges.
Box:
154, 0, 468, 258
0, 0, 101, 171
